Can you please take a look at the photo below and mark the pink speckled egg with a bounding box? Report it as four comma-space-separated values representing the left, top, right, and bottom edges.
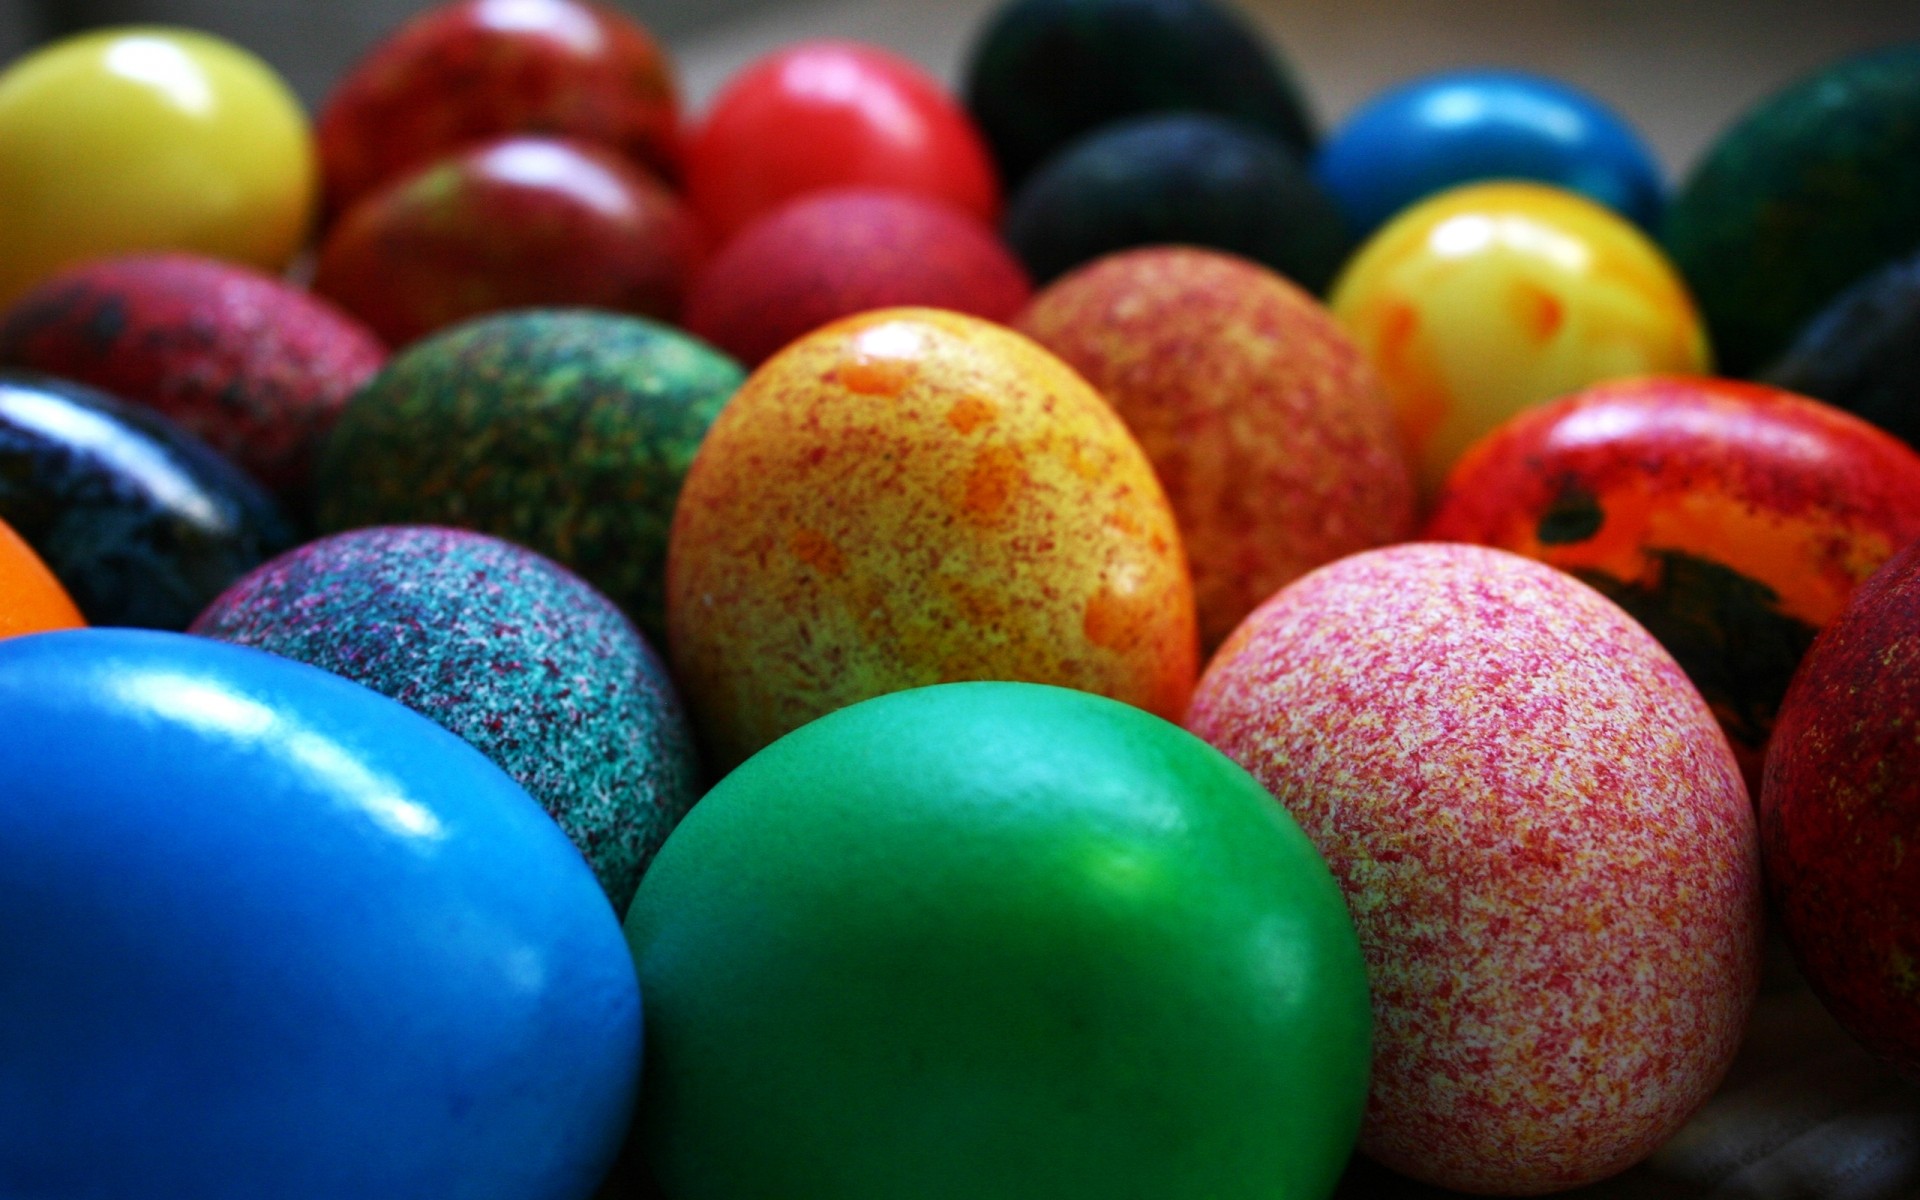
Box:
1186, 542, 1761, 1194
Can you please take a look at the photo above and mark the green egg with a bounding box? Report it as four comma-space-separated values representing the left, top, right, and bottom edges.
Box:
1664, 43, 1920, 377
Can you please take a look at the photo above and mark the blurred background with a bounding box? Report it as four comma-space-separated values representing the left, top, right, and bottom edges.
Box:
3, 0, 1920, 176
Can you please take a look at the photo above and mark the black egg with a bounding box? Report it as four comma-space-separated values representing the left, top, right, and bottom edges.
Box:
1765, 252, 1920, 449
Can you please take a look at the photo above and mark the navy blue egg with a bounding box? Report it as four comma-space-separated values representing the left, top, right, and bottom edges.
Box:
1765, 250, 1920, 448
1314, 69, 1666, 241
0, 628, 640, 1200
0, 371, 293, 629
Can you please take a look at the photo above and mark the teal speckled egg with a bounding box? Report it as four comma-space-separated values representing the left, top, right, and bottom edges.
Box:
191, 524, 701, 910
314, 309, 745, 644
1664, 43, 1920, 377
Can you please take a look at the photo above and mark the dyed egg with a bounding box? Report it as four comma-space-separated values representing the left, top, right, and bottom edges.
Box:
0, 628, 639, 1199
316, 0, 679, 221
1664, 44, 1920, 377
0, 253, 386, 508
1315, 69, 1666, 240
1763, 539, 1920, 1075
1188, 543, 1762, 1194
1426, 376, 1920, 792
1017, 247, 1415, 650
314, 136, 706, 349
666, 307, 1197, 772
1329, 181, 1711, 497
0, 27, 314, 307
683, 187, 1031, 368
629, 682, 1371, 1200
0, 515, 82, 639
684, 41, 1001, 243
0, 371, 293, 629
1765, 249, 1920, 449
962, 0, 1316, 189
1003, 113, 1349, 290
192, 525, 700, 911
315, 311, 744, 646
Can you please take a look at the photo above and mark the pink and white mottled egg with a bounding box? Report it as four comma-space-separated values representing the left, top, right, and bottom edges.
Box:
1186, 542, 1761, 1195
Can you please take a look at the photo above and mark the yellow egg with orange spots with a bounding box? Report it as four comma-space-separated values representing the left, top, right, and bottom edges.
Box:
666, 307, 1198, 772
1329, 181, 1710, 498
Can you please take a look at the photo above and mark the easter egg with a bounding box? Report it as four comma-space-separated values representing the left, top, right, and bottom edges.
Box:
316, 310, 744, 646
314, 136, 706, 350
1425, 375, 1920, 792
1763, 539, 1920, 1075
192, 525, 700, 911
1329, 181, 1711, 497
1765, 249, 1920, 449
1314, 68, 1666, 240
0, 628, 640, 1199
1016, 246, 1415, 651
0, 27, 315, 307
0, 371, 293, 629
1003, 113, 1349, 290
683, 187, 1031, 368
0, 515, 82, 639
627, 681, 1371, 1200
962, 0, 1316, 189
0, 253, 385, 509
1664, 44, 1920, 377
683, 40, 1000, 243
1187, 543, 1762, 1194
315, 0, 679, 221
666, 307, 1197, 773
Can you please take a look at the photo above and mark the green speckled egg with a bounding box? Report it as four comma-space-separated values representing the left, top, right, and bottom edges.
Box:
314, 309, 744, 644
1664, 44, 1920, 377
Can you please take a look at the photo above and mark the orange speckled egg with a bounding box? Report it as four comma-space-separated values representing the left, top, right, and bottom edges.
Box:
0, 515, 82, 639
1329, 182, 1710, 498
667, 306, 1197, 771
1187, 542, 1761, 1195
1018, 246, 1416, 652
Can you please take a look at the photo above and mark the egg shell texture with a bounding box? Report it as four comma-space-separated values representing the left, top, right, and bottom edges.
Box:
1018, 246, 1415, 651
191, 525, 699, 911
0, 254, 386, 506
667, 306, 1198, 773
1187, 542, 1761, 1194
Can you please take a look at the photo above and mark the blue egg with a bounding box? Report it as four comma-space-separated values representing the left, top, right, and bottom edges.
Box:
0, 629, 640, 1199
1314, 69, 1666, 239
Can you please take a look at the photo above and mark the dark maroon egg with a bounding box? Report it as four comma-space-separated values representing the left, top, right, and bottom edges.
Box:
0, 254, 386, 508
682, 187, 1031, 366
312, 135, 706, 349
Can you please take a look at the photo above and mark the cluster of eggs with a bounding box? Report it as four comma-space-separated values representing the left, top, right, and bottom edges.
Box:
1, 1, 1919, 1198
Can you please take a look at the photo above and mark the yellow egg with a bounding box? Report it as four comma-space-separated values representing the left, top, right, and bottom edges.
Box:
1329, 182, 1710, 498
0, 27, 315, 306
667, 307, 1198, 772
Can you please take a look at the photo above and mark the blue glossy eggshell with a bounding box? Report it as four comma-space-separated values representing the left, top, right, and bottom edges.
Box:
0, 628, 641, 1200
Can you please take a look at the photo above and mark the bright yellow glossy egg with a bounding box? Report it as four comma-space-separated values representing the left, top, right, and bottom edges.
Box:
0, 27, 315, 306
1329, 182, 1710, 498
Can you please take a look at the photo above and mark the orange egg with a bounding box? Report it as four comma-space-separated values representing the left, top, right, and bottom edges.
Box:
666, 307, 1198, 772
0, 517, 83, 638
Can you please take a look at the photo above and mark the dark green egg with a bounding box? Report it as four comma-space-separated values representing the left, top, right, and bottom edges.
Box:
1765, 250, 1920, 449
314, 310, 744, 645
1663, 44, 1920, 377
963, 0, 1316, 190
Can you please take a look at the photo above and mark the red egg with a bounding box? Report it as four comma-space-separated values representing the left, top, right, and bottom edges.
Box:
684, 41, 1001, 244
0, 253, 385, 505
1763, 539, 1920, 1076
312, 136, 705, 349
316, 0, 680, 222
683, 187, 1030, 367
1426, 375, 1920, 793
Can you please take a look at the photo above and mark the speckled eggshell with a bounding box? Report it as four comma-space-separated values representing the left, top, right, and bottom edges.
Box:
667, 306, 1198, 773
0, 254, 387, 510
191, 524, 699, 911
1186, 542, 1761, 1195
314, 310, 745, 647
1017, 246, 1415, 651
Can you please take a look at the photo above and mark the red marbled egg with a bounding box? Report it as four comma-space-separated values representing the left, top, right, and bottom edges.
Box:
1187, 542, 1761, 1194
